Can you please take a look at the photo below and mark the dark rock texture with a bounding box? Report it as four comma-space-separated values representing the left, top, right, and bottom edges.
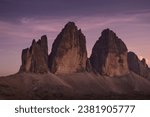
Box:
128, 52, 149, 78
19, 35, 49, 73
90, 29, 129, 77
141, 58, 148, 68
48, 22, 88, 74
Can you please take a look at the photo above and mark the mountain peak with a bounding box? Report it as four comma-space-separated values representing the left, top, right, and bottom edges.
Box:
101, 28, 116, 37
102, 28, 113, 33
19, 35, 49, 73
90, 29, 129, 77
64, 22, 77, 30
128, 51, 149, 78
48, 22, 88, 74
65, 21, 76, 26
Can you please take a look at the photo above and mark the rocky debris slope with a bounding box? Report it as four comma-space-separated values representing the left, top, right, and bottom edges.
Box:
0, 72, 150, 99
90, 29, 129, 77
48, 22, 88, 74
128, 52, 149, 78
19, 35, 49, 73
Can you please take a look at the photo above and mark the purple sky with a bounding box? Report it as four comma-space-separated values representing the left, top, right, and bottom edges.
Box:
0, 0, 150, 76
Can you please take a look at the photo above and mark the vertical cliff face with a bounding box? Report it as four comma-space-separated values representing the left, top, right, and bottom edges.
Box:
128, 52, 149, 78
19, 35, 49, 73
18, 22, 149, 78
90, 29, 129, 77
48, 22, 88, 74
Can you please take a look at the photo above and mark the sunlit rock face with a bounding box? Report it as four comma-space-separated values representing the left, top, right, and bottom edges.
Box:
19, 35, 49, 73
128, 52, 149, 78
90, 29, 129, 77
48, 22, 88, 74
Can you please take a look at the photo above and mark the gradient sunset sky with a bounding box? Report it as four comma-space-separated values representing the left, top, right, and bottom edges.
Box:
0, 0, 150, 76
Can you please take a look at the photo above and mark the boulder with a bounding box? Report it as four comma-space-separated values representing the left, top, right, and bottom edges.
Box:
48, 22, 88, 74
90, 29, 129, 77
19, 35, 49, 73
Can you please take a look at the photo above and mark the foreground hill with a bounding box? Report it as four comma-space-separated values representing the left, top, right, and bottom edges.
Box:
0, 72, 150, 99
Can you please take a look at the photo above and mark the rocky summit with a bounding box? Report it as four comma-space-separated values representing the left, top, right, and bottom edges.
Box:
128, 52, 149, 78
1, 22, 150, 100
90, 29, 129, 77
48, 22, 88, 74
19, 35, 49, 73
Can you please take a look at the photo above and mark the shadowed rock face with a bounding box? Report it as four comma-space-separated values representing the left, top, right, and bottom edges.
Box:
90, 29, 129, 77
19, 35, 49, 73
141, 58, 148, 68
48, 22, 88, 74
128, 52, 149, 78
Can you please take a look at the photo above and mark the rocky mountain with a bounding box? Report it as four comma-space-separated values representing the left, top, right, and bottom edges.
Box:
128, 52, 149, 78
19, 35, 49, 73
90, 29, 129, 77
48, 22, 88, 74
0, 22, 150, 100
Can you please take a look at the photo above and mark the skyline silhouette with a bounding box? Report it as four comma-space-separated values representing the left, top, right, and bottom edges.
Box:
0, 0, 150, 76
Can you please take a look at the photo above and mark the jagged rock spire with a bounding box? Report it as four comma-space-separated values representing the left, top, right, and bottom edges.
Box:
128, 51, 149, 78
19, 35, 49, 73
90, 29, 129, 77
48, 22, 88, 74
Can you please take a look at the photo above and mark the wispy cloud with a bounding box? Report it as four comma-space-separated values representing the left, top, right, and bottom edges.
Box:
0, 9, 150, 41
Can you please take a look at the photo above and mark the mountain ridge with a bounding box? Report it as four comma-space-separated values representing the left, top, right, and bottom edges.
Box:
0, 21, 150, 99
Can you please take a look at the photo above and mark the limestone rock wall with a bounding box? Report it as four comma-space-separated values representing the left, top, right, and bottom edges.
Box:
19, 35, 49, 73
90, 29, 129, 77
48, 22, 88, 74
